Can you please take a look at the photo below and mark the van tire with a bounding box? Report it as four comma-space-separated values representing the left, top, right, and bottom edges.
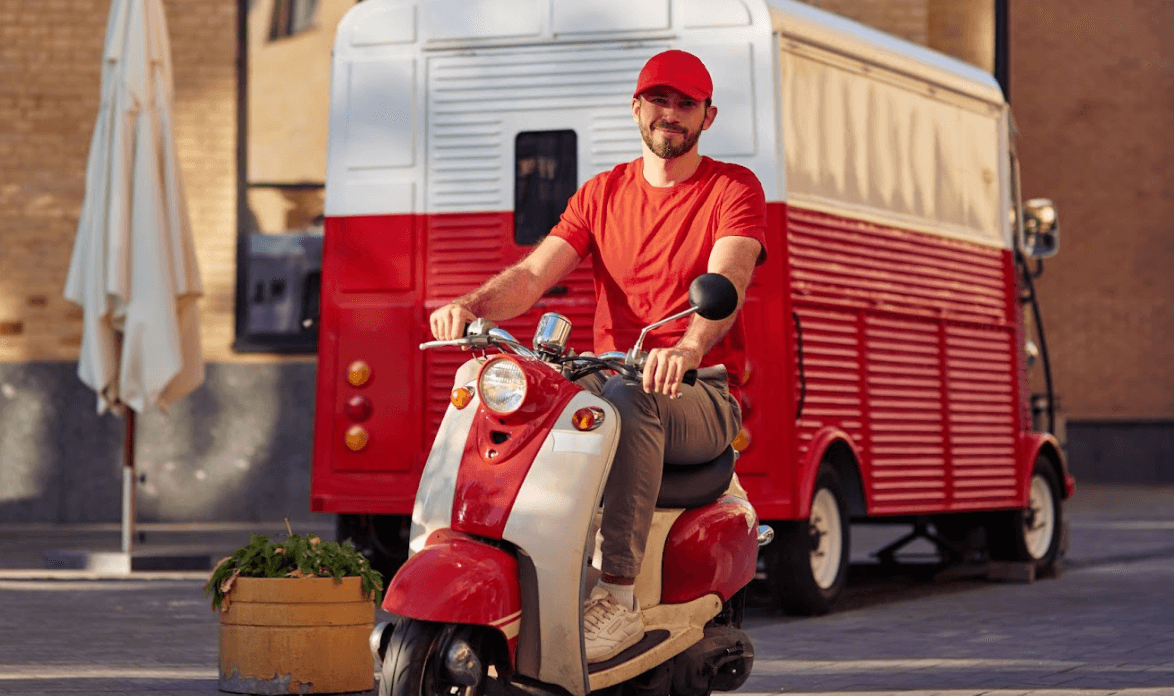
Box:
987, 458, 1063, 571
767, 464, 850, 616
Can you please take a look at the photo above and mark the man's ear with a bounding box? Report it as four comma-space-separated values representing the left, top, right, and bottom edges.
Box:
632, 97, 641, 124
702, 104, 718, 131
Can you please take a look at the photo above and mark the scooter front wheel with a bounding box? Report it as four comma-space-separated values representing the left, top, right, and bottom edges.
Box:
379, 619, 488, 696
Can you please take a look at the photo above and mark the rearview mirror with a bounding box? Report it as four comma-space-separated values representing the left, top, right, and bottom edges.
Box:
689, 273, 739, 321
1022, 198, 1059, 259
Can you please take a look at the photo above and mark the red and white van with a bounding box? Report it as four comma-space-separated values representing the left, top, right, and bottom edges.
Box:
311, 0, 1071, 613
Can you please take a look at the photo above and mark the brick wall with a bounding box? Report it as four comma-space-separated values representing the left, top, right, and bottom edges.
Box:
800, 0, 929, 45
0, 0, 243, 365
0, 0, 107, 361
1011, 0, 1174, 422
927, 0, 993, 73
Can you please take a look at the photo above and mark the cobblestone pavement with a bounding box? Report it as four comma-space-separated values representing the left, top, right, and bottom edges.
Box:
0, 485, 1171, 695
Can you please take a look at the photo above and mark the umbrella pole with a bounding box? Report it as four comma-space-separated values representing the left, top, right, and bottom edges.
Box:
121, 409, 136, 555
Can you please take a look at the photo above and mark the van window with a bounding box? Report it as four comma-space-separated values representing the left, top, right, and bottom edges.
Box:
514, 130, 577, 246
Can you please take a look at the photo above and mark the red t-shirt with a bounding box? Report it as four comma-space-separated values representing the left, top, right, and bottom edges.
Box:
549, 156, 768, 392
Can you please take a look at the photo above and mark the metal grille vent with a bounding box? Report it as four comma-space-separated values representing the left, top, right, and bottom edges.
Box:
427, 43, 664, 212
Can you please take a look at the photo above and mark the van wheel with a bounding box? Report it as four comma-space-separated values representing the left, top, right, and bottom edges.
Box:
767, 464, 850, 616
338, 514, 410, 589
988, 459, 1063, 571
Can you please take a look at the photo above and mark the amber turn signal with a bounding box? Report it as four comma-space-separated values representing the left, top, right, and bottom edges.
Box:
347, 360, 371, 388
571, 407, 605, 431
345, 425, 369, 451
451, 386, 475, 410
731, 427, 752, 452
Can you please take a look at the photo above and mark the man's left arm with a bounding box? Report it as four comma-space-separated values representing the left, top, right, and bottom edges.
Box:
643, 235, 763, 396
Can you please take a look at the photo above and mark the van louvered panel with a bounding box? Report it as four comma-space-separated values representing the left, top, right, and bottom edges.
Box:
591, 114, 642, 169
424, 212, 513, 299
430, 115, 507, 209
428, 115, 507, 212
430, 49, 653, 110
428, 46, 664, 212
788, 206, 1022, 513
794, 308, 864, 463
788, 208, 1008, 324
864, 317, 946, 506
946, 325, 1018, 507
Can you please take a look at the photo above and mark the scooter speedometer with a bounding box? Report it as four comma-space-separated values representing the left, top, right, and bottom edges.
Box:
478, 358, 528, 415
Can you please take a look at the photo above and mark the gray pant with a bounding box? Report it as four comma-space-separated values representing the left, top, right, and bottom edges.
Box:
576, 368, 742, 578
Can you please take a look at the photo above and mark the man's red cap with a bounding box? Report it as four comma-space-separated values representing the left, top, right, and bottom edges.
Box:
633, 50, 713, 102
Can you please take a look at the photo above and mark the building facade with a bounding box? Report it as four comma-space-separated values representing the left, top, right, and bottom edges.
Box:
1010, 1, 1174, 483
0, 0, 1168, 524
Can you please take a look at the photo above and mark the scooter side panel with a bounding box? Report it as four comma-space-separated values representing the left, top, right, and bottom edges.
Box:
409, 359, 484, 555
661, 495, 760, 604
382, 529, 522, 659
502, 391, 620, 696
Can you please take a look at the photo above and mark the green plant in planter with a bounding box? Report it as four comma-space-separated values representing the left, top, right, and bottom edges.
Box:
204, 529, 383, 611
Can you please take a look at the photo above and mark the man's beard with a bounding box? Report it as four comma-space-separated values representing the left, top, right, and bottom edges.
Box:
640, 120, 701, 159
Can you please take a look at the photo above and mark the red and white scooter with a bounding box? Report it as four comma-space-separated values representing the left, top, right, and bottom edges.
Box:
371, 274, 773, 696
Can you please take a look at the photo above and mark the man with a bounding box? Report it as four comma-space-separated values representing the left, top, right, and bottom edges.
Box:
429, 49, 767, 663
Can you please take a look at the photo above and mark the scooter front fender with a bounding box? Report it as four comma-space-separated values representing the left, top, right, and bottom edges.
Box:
382, 529, 522, 660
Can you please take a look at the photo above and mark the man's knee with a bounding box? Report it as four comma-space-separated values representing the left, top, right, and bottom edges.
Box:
600, 376, 659, 421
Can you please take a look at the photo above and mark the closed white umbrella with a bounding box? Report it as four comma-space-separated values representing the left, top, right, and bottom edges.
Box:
63, 0, 204, 563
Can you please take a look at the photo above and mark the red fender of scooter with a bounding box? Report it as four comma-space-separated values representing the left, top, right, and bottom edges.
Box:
661, 495, 760, 605
382, 529, 522, 662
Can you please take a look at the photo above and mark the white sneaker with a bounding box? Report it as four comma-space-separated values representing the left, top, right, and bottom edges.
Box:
583, 586, 644, 663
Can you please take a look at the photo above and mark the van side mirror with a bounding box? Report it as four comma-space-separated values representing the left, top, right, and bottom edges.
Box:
689, 273, 739, 321
1021, 198, 1059, 259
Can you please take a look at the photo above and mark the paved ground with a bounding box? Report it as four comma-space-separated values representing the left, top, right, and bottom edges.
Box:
0, 485, 1171, 695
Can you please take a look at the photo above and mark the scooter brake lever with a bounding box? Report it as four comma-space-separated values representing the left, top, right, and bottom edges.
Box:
419, 335, 491, 350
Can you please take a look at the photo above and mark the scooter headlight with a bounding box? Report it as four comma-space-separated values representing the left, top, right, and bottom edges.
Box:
478, 358, 527, 415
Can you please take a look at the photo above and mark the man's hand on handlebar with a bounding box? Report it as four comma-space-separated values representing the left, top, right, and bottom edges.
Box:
430, 303, 476, 341
643, 345, 702, 398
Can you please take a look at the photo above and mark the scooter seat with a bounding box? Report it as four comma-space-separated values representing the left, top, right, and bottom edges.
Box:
656, 446, 736, 509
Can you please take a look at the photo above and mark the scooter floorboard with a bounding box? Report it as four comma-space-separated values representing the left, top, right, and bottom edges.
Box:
586, 594, 722, 691
587, 629, 670, 674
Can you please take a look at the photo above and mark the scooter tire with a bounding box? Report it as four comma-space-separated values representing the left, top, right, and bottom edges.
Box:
381, 620, 492, 696
380, 619, 440, 696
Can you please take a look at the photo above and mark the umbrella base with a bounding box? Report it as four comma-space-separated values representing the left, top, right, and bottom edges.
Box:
42, 549, 211, 573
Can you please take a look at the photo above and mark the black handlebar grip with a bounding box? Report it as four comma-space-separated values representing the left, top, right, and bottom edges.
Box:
682, 369, 698, 386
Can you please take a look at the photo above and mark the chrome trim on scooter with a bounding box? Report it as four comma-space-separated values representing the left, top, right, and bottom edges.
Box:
369, 621, 392, 670
533, 312, 572, 357
757, 525, 775, 547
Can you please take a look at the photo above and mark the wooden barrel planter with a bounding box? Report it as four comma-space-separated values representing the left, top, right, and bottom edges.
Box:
218, 576, 375, 694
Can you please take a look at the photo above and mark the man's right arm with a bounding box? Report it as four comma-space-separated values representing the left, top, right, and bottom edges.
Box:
429, 235, 583, 340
